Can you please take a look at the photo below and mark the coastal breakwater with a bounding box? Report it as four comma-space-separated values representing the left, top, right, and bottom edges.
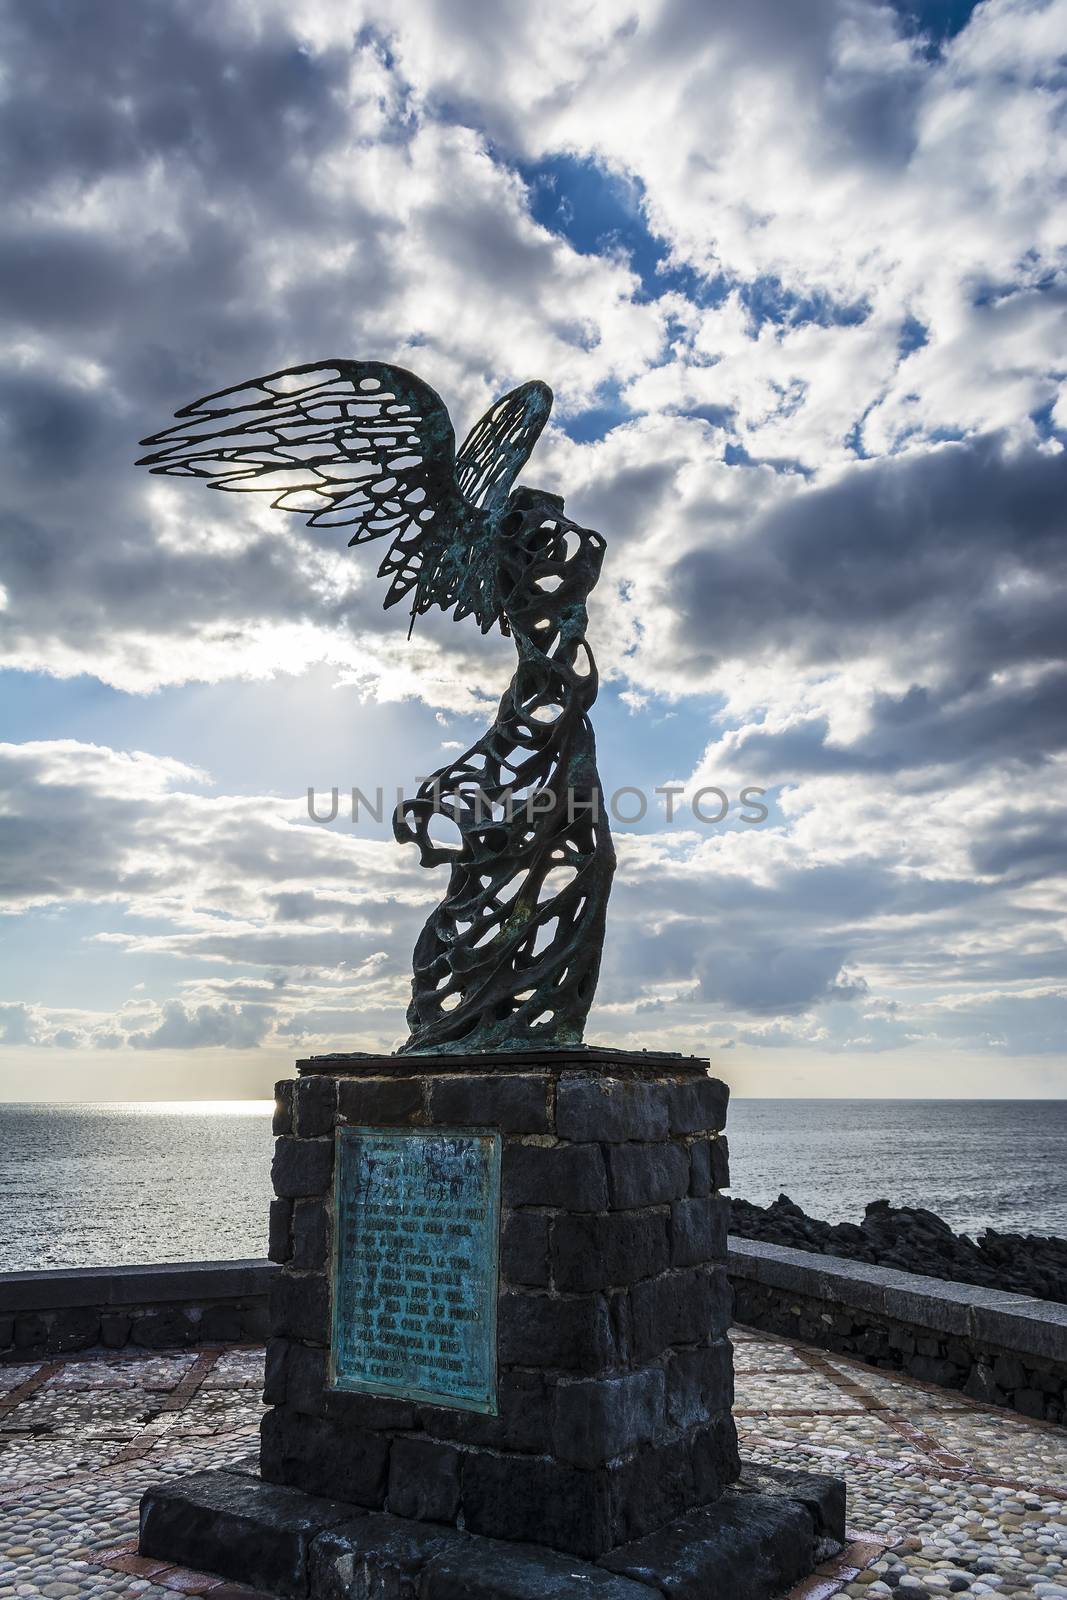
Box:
2, 1242, 1064, 1425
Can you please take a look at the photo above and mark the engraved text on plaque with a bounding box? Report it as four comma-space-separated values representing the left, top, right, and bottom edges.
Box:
330, 1124, 501, 1413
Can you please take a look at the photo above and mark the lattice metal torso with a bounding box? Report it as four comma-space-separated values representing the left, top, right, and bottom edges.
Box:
395, 489, 615, 1053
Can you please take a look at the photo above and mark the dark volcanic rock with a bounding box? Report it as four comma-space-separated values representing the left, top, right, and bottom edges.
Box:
729, 1194, 1067, 1305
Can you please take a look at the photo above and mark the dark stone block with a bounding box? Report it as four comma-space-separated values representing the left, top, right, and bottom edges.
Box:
100, 1312, 132, 1349
551, 1212, 669, 1293
139, 1467, 355, 1600
268, 1198, 292, 1263
13, 1312, 48, 1352
503, 1142, 608, 1211
498, 1291, 616, 1372
294, 1074, 337, 1137
665, 1076, 728, 1136
742, 1461, 846, 1547
260, 1407, 390, 1508
602, 1482, 818, 1600
263, 1339, 288, 1406
501, 1211, 551, 1288
630, 1267, 729, 1361
273, 1080, 294, 1136
555, 1074, 669, 1143
551, 1367, 666, 1467
388, 1437, 463, 1522
420, 1369, 551, 1453
0, 1315, 13, 1349
609, 1416, 740, 1547
338, 1074, 425, 1126
271, 1137, 334, 1200
269, 1271, 329, 1344
429, 1072, 551, 1133
665, 1340, 733, 1428
688, 1136, 730, 1197
324, 1387, 418, 1431
310, 1513, 467, 1600
670, 1197, 728, 1268
200, 1304, 245, 1343
131, 1307, 198, 1350
51, 1307, 101, 1352
461, 1451, 613, 1559
292, 1198, 329, 1271
605, 1143, 689, 1209
422, 1534, 659, 1599
242, 1300, 271, 1342
286, 1341, 327, 1414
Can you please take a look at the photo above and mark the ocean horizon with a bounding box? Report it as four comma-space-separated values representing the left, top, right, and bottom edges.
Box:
1, 1097, 1064, 1273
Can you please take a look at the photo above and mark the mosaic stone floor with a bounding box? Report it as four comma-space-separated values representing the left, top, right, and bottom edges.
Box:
0, 1329, 1063, 1598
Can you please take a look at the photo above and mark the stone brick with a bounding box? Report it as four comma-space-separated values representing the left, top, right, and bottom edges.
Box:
502, 1142, 608, 1211
200, 1304, 245, 1343
271, 1137, 334, 1200
605, 1143, 689, 1209
428, 1072, 551, 1133
665, 1340, 734, 1429
551, 1366, 666, 1467
670, 1197, 728, 1268
139, 1468, 357, 1600
294, 1074, 337, 1137
461, 1450, 614, 1559
273, 1079, 294, 1136
268, 1198, 292, 1263
555, 1074, 669, 1143
0, 1315, 13, 1350
263, 1339, 288, 1405
13, 1312, 48, 1351
130, 1307, 197, 1350
551, 1211, 669, 1293
286, 1341, 327, 1414
630, 1267, 728, 1361
609, 1417, 740, 1547
421, 1536, 659, 1599
100, 1312, 132, 1349
665, 1075, 728, 1135
387, 1437, 463, 1523
260, 1406, 390, 1508
311, 1514, 466, 1600
292, 1198, 329, 1271
269, 1270, 329, 1344
322, 1387, 418, 1431
497, 1290, 616, 1372
687, 1136, 729, 1197
337, 1074, 425, 1126
501, 1210, 551, 1287
51, 1307, 101, 1352
419, 1369, 552, 1453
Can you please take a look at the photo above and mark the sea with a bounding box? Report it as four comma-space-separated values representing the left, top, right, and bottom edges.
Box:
0, 1098, 1064, 1272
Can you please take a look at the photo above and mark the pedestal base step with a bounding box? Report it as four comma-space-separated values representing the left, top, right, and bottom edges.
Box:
139, 1459, 844, 1599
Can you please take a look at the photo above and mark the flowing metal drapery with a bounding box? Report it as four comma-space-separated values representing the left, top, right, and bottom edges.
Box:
138, 362, 615, 1054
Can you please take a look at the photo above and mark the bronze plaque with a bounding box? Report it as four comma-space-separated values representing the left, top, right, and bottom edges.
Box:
330, 1124, 501, 1413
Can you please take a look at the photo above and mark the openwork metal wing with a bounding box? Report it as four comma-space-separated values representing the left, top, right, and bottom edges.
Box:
137, 360, 490, 627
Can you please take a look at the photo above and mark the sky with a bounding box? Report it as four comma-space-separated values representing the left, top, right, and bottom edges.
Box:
0, 0, 1065, 1100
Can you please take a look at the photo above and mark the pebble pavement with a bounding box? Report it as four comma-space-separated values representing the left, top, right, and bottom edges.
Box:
0, 1330, 1063, 1598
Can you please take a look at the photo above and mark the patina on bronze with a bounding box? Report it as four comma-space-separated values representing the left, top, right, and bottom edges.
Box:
330, 1124, 500, 1413
138, 363, 615, 1054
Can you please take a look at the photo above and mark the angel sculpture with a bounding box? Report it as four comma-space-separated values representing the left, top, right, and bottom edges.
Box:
138, 361, 616, 1055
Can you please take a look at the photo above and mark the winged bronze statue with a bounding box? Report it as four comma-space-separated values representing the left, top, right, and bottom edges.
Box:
138, 361, 615, 1055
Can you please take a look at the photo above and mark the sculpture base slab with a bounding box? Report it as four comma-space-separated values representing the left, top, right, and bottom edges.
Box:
139, 1459, 845, 1599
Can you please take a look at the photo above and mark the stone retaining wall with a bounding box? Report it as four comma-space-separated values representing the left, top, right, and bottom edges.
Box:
728, 1238, 1067, 1423
0, 1260, 273, 1360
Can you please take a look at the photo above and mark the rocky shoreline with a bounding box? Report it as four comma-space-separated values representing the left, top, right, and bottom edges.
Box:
729, 1194, 1067, 1306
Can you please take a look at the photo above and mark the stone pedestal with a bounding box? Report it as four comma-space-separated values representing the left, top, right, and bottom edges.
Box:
138, 1048, 846, 1598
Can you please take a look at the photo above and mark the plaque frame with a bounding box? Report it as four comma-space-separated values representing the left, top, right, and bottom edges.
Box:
328, 1122, 502, 1414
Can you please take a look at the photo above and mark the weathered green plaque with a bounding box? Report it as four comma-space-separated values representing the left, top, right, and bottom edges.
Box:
330, 1124, 501, 1413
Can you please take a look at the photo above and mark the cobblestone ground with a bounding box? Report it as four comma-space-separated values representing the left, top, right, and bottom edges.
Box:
0, 1329, 1063, 1598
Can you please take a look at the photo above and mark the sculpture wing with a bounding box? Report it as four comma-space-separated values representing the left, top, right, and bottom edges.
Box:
137, 360, 476, 620
455, 380, 553, 512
